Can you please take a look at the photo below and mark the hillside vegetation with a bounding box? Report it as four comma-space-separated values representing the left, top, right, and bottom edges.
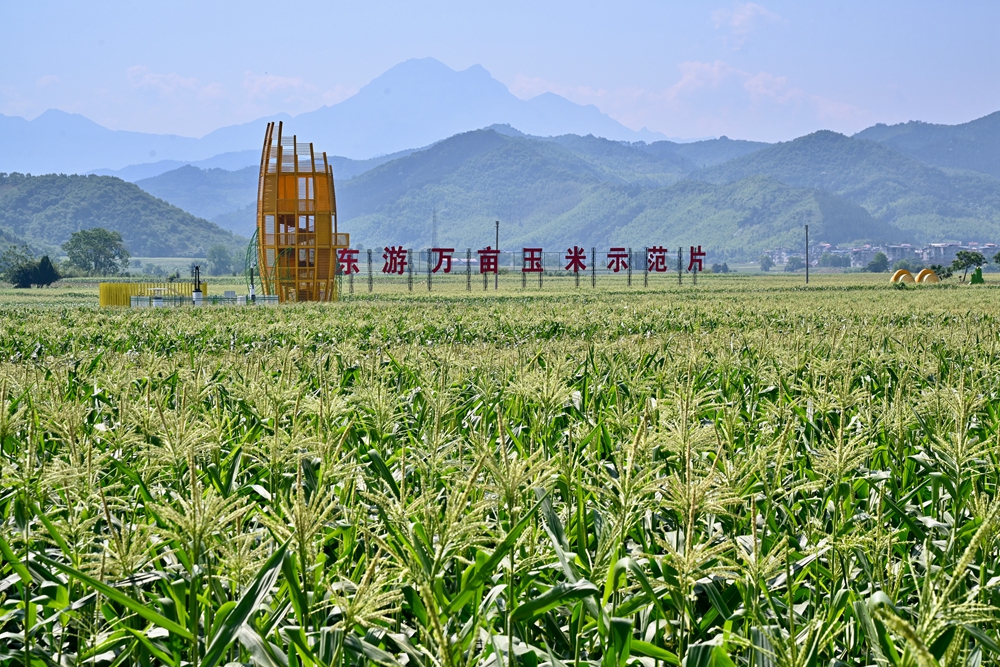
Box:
126, 113, 1000, 258
0, 172, 247, 257
136, 165, 259, 232
697, 130, 1000, 242
855, 110, 1000, 178
338, 130, 899, 254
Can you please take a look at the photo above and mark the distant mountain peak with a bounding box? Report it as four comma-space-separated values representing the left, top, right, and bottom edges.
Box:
3, 58, 667, 172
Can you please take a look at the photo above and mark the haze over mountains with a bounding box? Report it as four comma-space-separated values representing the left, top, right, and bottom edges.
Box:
0, 58, 670, 176
3, 54, 1000, 262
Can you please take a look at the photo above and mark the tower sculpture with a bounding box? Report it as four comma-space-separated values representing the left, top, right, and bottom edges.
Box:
255, 121, 349, 302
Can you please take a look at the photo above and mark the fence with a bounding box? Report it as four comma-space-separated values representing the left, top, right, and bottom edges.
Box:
99, 282, 209, 307
336, 247, 704, 294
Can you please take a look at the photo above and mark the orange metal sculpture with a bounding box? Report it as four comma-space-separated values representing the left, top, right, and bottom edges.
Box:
256, 121, 349, 302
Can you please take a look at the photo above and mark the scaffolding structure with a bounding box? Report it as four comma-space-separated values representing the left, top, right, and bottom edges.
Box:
256, 121, 349, 302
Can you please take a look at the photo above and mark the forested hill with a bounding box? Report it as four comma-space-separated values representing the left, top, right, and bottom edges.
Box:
696, 131, 1000, 242
855, 111, 1000, 179
0, 173, 247, 257
123, 118, 1000, 259
336, 129, 901, 254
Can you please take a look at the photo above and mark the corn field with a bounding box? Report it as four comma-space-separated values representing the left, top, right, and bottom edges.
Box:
3, 282, 1000, 667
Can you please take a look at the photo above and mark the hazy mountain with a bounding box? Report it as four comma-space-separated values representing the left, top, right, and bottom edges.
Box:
200, 58, 667, 160
696, 131, 1000, 242
855, 111, 1000, 179
89, 150, 262, 182
127, 126, 997, 257
134, 129, 723, 238
0, 173, 246, 257
333, 128, 897, 257
0, 58, 670, 174
0, 110, 212, 176
136, 166, 259, 228
663, 136, 771, 168
132, 147, 424, 236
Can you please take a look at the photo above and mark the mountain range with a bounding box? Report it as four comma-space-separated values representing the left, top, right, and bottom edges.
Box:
0, 173, 246, 257
3, 54, 1000, 264
0, 58, 671, 175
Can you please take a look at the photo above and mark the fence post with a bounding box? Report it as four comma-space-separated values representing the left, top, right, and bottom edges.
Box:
627, 247, 632, 287
522, 249, 526, 289
466, 248, 471, 291
427, 249, 432, 291
367, 249, 373, 292
644, 247, 648, 288
407, 249, 413, 291
592, 248, 596, 288
539, 251, 543, 289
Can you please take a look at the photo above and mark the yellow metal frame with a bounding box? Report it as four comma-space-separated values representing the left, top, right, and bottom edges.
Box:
256, 122, 349, 302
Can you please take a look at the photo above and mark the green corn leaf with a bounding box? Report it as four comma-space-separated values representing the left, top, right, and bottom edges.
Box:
237, 625, 286, 667
0, 532, 32, 585
447, 491, 547, 614
367, 449, 400, 499
201, 540, 289, 667
125, 627, 180, 667
35, 553, 192, 640
631, 640, 680, 665
604, 617, 633, 667
344, 633, 403, 667
683, 643, 737, 667
511, 580, 599, 622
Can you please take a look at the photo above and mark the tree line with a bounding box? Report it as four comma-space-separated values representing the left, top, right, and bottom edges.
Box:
0, 227, 240, 287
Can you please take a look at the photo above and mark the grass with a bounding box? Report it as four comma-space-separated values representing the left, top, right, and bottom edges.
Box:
2, 274, 1000, 667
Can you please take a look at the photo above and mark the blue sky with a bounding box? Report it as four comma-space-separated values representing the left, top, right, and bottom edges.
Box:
2, 0, 998, 141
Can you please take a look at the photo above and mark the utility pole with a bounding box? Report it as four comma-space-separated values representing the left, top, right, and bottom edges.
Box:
495, 220, 499, 290
805, 224, 810, 285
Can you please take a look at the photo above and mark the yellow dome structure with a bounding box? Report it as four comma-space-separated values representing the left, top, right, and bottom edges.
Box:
890, 269, 915, 283
916, 268, 940, 283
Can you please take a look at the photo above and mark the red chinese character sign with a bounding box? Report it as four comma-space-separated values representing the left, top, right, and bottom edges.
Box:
432, 248, 454, 273
338, 248, 360, 274
382, 246, 407, 275
478, 246, 500, 274
607, 247, 629, 273
330, 243, 707, 292
687, 245, 705, 272
647, 246, 670, 273
522, 248, 543, 273
565, 246, 587, 272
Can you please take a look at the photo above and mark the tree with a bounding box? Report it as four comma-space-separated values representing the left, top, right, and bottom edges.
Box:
759, 255, 773, 272
892, 258, 925, 273
784, 256, 805, 272
206, 244, 234, 276
0, 245, 35, 284
35, 256, 61, 286
865, 252, 889, 273
819, 252, 851, 268
4, 254, 61, 288
930, 263, 953, 279
62, 228, 130, 275
951, 250, 986, 282
994, 251, 1000, 267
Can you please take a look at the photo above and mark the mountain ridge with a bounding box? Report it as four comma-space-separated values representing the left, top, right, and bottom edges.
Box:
0, 58, 670, 174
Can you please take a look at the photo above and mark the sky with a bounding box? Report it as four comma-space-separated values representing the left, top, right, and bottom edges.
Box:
2, 1, 999, 142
